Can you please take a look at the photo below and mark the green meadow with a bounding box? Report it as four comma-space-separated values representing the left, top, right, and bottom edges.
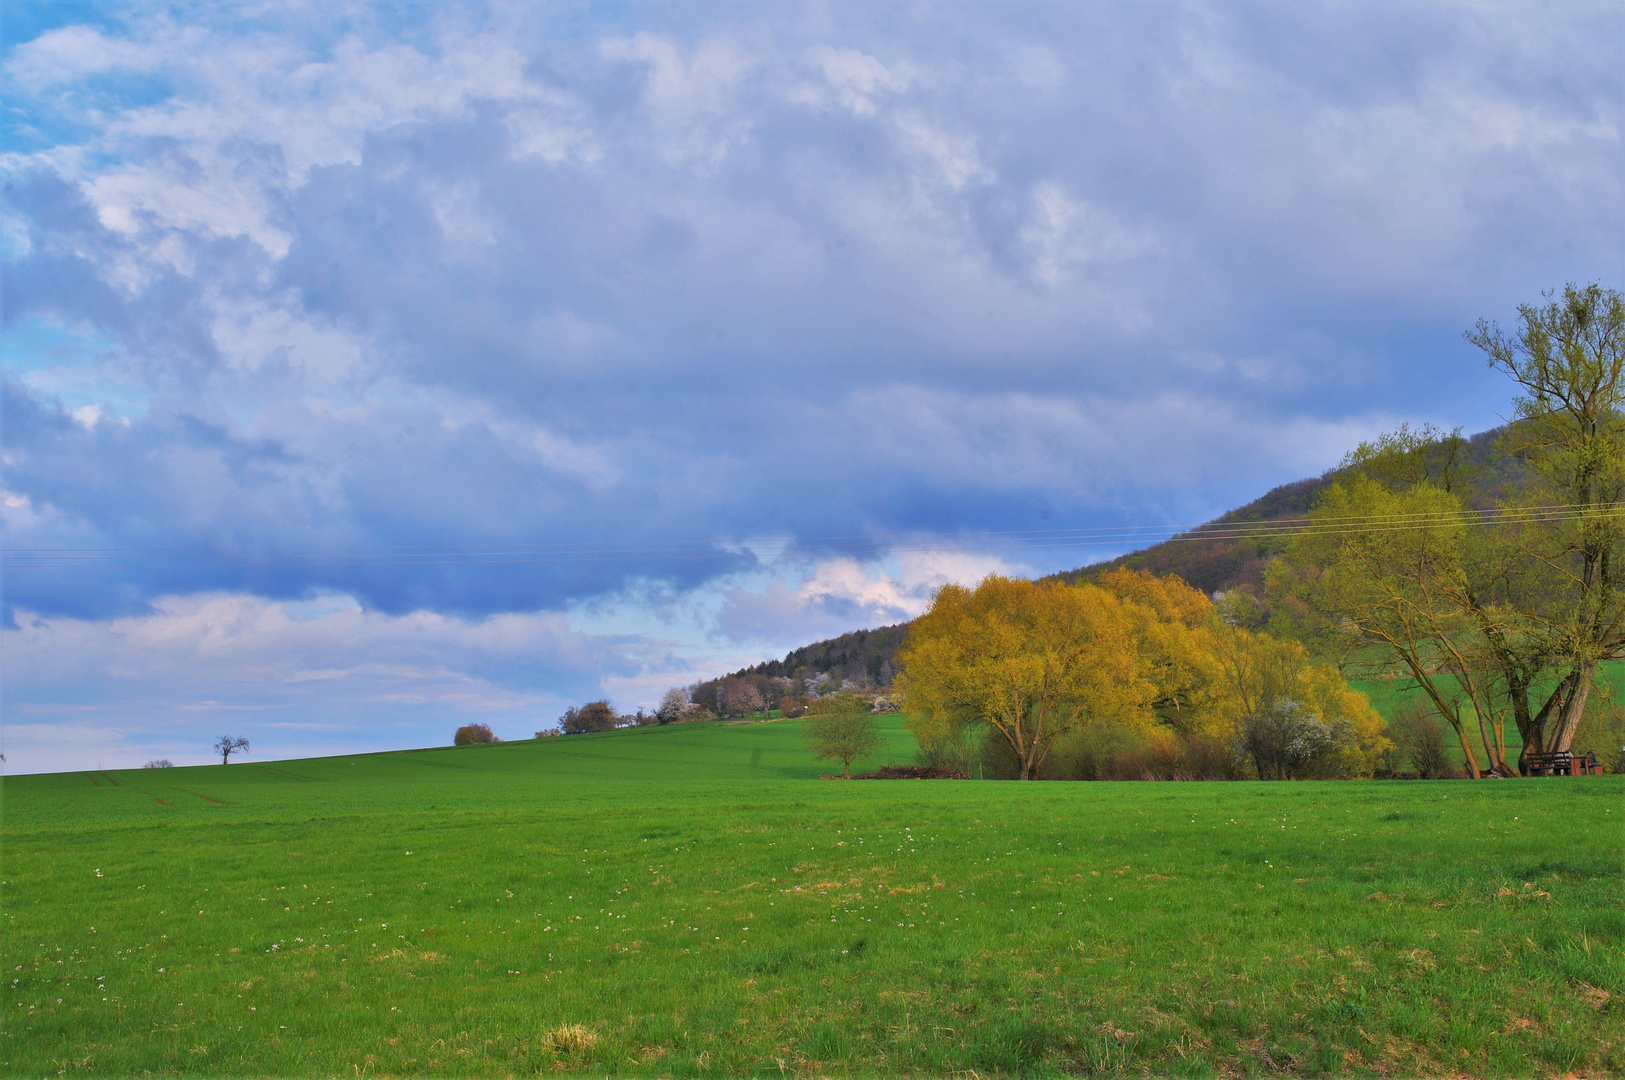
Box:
2, 717, 1621, 1077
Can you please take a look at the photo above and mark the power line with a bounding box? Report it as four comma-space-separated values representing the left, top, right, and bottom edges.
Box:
4, 501, 1623, 571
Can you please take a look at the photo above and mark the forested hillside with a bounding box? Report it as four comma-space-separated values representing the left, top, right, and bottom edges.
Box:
715, 426, 1519, 690
693, 624, 908, 701
1054, 426, 1519, 594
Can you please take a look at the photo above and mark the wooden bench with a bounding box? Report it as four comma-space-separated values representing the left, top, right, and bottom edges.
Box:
1524, 751, 1603, 776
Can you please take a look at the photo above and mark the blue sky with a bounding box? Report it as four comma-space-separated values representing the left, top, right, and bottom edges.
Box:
3, 1, 1622, 772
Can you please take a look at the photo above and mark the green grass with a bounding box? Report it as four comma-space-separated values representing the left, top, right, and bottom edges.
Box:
3, 717, 1621, 1077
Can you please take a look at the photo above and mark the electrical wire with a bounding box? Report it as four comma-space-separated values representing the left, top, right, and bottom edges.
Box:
5, 501, 1625, 571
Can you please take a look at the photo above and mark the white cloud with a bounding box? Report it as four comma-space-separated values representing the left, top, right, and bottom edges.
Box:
5, 23, 181, 90
796, 45, 912, 116
600, 32, 756, 171
715, 550, 1020, 647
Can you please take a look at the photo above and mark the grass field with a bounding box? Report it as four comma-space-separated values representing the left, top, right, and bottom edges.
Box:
3, 717, 1621, 1077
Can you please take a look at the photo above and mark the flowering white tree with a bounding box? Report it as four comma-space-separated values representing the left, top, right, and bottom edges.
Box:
656, 687, 692, 724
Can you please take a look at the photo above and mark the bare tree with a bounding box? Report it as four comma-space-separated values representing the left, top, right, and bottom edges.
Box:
214, 735, 249, 764
143, 759, 175, 769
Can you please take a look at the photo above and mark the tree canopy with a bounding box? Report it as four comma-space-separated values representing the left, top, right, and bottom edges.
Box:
801, 691, 883, 778
1273, 282, 1625, 775
897, 571, 1384, 780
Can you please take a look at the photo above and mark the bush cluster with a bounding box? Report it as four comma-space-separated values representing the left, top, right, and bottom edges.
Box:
453, 723, 499, 745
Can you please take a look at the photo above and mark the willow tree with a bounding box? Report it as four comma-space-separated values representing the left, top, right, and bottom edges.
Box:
900, 569, 1386, 779
896, 576, 1145, 780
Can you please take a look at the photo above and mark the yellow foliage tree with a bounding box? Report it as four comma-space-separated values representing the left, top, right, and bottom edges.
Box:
899, 569, 1388, 779
1207, 624, 1389, 773
896, 576, 1148, 779
1096, 568, 1226, 737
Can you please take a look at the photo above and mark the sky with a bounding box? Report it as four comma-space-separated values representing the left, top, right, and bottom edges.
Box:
2, 1, 1622, 773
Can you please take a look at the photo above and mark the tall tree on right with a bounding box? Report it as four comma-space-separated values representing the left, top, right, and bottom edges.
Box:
1468, 283, 1625, 763
1277, 284, 1625, 774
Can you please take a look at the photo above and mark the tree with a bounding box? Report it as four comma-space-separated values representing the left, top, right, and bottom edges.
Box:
726, 680, 766, 716
1391, 700, 1455, 779
1096, 568, 1225, 736
1468, 282, 1625, 760
655, 687, 692, 724
1233, 700, 1354, 780
560, 701, 617, 734
802, 691, 882, 778
143, 758, 174, 768
213, 736, 249, 764
900, 569, 1386, 781
897, 576, 1145, 779
1267, 470, 1495, 766
454, 723, 499, 745
1273, 285, 1625, 775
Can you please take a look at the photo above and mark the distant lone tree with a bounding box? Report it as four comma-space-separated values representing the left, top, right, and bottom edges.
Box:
802, 691, 882, 778
213, 735, 249, 764
561, 701, 617, 734
453, 723, 499, 745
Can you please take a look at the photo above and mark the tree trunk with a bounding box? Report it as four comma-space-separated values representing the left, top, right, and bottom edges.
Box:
1507, 677, 1533, 776
1548, 664, 1592, 754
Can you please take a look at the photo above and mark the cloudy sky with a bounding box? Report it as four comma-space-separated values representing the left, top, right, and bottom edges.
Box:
3, 1, 1621, 772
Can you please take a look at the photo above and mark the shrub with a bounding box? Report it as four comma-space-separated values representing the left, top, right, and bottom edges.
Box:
453, 723, 499, 746
1043, 723, 1238, 781
560, 701, 617, 734
655, 687, 692, 724
1391, 700, 1456, 779
1233, 699, 1358, 780
1572, 696, 1625, 775
143, 758, 174, 769
855, 764, 967, 779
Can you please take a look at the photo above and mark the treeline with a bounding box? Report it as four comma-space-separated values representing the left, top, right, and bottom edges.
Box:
724, 624, 909, 688
680, 624, 909, 720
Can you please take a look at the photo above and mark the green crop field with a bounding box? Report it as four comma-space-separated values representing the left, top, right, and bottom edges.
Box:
3, 717, 1621, 1078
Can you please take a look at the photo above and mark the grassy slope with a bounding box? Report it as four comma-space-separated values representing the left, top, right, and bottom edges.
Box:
3, 718, 1621, 1078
